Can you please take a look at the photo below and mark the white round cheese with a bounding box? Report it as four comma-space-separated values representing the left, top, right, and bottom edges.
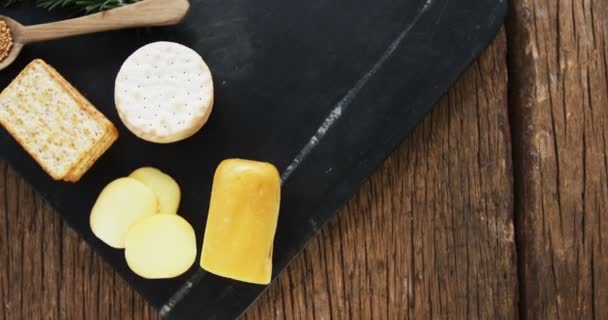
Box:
115, 42, 214, 143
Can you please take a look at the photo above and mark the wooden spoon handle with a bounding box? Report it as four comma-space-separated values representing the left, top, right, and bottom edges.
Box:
18, 0, 190, 44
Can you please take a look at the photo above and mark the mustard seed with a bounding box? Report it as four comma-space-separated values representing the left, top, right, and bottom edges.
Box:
0, 20, 14, 63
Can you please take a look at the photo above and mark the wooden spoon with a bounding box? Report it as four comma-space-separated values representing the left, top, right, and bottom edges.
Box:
0, 0, 190, 71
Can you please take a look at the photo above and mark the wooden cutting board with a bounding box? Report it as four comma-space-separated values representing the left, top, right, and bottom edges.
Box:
0, 0, 506, 318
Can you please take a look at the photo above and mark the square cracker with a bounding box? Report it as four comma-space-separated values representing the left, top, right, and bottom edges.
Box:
0, 59, 118, 181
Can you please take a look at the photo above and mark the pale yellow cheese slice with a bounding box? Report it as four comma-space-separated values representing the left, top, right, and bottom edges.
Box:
90, 177, 158, 248
125, 214, 196, 279
129, 167, 181, 215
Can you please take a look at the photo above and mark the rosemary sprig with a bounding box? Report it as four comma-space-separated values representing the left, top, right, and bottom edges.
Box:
3, 0, 21, 6
4, 0, 139, 13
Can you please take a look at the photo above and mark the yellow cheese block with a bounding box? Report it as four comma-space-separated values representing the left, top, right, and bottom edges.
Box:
200, 159, 281, 285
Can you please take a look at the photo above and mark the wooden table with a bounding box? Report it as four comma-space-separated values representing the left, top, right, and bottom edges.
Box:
1, 0, 607, 318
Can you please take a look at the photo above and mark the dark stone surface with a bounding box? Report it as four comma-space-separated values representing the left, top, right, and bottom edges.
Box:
0, 0, 506, 318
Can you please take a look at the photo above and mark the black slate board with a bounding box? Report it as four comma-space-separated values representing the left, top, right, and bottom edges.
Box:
0, 0, 506, 318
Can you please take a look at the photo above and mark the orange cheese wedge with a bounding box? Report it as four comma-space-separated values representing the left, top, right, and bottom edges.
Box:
200, 159, 281, 285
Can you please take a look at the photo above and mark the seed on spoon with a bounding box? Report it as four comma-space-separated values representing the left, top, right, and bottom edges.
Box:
0, 20, 13, 63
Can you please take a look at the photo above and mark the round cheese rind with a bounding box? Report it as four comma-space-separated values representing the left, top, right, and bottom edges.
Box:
115, 42, 214, 143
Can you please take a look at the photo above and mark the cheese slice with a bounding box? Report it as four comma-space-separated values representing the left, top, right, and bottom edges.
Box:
200, 159, 281, 285
129, 167, 181, 215
125, 214, 196, 279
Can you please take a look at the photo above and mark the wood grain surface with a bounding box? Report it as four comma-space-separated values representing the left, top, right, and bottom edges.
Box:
0, 27, 518, 319
244, 29, 516, 320
508, 0, 608, 319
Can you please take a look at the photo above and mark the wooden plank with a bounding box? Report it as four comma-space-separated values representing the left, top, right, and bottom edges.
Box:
508, 0, 608, 318
0, 162, 157, 320
245, 29, 516, 320
0, 30, 514, 319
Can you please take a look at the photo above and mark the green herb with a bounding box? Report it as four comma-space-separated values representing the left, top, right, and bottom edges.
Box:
4, 0, 21, 6
4, 0, 140, 13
